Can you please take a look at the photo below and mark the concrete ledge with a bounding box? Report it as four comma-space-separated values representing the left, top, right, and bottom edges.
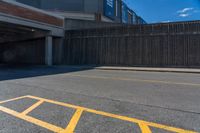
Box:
57, 65, 200, 74
95, 66, 200, 74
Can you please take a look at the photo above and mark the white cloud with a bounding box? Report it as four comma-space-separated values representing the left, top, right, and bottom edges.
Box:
179, 13, 190, 17
177, 8, 194, 13
176, 7, 195, 18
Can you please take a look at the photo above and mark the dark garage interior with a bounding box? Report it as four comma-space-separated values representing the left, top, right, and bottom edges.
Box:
0, 22, 47, 65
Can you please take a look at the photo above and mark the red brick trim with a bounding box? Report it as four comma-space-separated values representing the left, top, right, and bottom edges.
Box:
0, 1, 63, 27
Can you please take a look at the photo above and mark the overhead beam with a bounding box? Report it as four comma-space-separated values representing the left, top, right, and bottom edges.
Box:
0, 0, 65, 37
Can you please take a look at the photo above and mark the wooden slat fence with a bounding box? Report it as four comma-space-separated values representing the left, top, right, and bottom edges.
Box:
64, 21, 200, 67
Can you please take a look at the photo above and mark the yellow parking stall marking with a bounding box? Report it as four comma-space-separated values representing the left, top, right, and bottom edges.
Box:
60, 109, 83, 133
0, 95, 198, 133
21, 100, 44, 115
27, 95, 82, 110
0, 105, 64, 132
0, 95, 27, 104
138, 123, 152, 133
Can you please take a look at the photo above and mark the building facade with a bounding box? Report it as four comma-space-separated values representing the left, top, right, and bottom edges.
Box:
15, 0, 146, 24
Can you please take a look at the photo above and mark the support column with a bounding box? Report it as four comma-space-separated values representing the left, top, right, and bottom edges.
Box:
45, 35, 53, 66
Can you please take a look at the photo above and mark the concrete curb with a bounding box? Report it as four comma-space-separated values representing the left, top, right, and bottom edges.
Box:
51, 65, 200, 74
94, 67, 200, 74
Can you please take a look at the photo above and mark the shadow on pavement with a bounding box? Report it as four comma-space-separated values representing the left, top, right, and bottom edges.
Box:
0, 64, 94, 81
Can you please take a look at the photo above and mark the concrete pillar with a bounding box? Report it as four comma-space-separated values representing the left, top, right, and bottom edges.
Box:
45, 35, 53, 66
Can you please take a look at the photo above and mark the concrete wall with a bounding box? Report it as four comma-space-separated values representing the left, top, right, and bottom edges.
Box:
17, 0, 41, 8
65, 18, 122, 30
16, 0, 101, 13
15, 0, 121, 23
84, 0, 102, 13
41, 0, 84, 12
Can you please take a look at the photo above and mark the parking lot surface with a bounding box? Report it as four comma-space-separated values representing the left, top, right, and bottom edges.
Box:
0, 66, 200, 133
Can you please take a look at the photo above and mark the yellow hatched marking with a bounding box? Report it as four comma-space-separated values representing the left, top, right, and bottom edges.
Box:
0, 96, 197, 133
27, 95, 197, 133
60, 109, 83, 133
21, 100, 44, 115
0, 105, 64, 132
139, 123, 152, 133
0, 96, 27, 104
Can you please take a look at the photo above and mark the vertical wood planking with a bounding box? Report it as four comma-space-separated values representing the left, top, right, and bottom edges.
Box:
63, 21, 200, 68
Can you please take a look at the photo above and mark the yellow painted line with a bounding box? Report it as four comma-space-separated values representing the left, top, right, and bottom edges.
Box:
26, 95, 197, 133
83, 108, 196, 133
138, 123, 152, 133
60, 109, 83, 133
0, 95, 28, 104
21, 100, 44, 115
0, 105, 64, 132
67, 74, 200, 87
27, 95, 83, 110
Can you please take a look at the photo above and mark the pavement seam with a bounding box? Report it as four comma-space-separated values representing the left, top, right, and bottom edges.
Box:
68, 74, 200, 87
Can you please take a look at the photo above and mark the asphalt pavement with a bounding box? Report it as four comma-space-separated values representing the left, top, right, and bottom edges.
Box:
0, 66, 200, 133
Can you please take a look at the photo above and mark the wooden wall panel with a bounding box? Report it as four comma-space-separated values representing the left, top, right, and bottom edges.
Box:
63, 21, 200, 68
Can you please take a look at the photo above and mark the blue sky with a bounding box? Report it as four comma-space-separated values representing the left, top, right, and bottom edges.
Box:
124, 0, 200, 23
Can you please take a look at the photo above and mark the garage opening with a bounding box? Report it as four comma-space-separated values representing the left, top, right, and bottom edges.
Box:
0, 22, 47, 65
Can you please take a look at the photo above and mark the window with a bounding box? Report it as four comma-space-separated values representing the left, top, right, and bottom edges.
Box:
115, 0, 118, 16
